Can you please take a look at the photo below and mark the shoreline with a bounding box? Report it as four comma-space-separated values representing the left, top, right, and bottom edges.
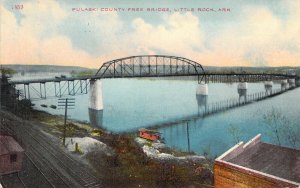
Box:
27, 108, 214, 186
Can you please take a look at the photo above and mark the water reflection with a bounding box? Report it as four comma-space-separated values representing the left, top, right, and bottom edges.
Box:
88, 108, 103, 128
196, 95, 208, 115
238, 89, 247, 102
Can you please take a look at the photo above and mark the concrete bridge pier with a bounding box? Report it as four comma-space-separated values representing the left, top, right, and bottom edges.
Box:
196, 82, 208, 115
238, 82, 248, 102
89, 79, 104, 127
288, 79, 296, 88
281, 80, 289, 91
89, 79, 103, 110
264, 81, 273, 95
88, 108, 103, 128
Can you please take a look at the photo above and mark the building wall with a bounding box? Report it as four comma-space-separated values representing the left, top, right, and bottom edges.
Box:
214, 161, 299, 188
0, 152, 24, 175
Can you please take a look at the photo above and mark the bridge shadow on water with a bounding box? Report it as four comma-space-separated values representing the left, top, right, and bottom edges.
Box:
118, 86, 298, 134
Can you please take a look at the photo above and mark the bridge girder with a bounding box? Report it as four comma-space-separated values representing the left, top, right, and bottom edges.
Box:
93, 55, 206, 82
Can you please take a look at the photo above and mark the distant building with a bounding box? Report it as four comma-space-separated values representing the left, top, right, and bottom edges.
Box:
214, 134, 300, 188
0, 135, 24, 175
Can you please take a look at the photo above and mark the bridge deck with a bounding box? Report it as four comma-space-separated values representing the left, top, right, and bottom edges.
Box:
9, 73, 296, 85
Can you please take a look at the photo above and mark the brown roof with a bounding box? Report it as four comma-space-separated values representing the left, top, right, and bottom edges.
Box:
0, 135, 24, 155
228, 142, 300, 183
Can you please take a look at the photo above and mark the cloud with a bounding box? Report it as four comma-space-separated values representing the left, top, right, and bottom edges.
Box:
199, 3, 300, 67
130, 12, 203, 57
1, 0, 300, 68
0, 2, 98, 68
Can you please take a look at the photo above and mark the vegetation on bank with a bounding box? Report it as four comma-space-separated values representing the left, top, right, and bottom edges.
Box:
0, 68, 17, 75
70, 70, 97, 77
29, 109, 214, 187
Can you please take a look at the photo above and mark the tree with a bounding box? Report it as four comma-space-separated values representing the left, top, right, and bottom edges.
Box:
228, 123, 242, 144
263, 107, 300, 148
263, 108, 285, 146
0, 68, 17, 75
283, 118, 300, 148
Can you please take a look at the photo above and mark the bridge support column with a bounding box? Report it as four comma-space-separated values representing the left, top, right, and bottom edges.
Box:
89, 108, 103, 128
288, 79, 296, 88
89, 80, 103, 110
281, 80, 289, 91
238, 82, 248, 102
264, 81, 273, 95
196, 82, 208, 115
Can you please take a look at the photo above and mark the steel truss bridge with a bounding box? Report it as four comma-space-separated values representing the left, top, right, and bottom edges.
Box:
8, 55, 299, 100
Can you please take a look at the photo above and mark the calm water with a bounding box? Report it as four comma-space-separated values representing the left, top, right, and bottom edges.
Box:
13, 74, 300, 156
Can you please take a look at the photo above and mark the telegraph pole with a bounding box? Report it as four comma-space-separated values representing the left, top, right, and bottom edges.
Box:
58, 98, 75, 146
186, 121, 190, 153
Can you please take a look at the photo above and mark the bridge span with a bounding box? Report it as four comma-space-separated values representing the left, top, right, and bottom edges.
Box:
6, 55, 300, 112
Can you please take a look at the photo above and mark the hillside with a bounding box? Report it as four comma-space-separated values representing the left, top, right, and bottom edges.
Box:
1, 64, 96, 73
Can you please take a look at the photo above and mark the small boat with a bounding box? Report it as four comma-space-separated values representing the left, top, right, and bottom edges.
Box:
41, 104, 48, 108
138, 128, 162, 142
50, 105, 57, 109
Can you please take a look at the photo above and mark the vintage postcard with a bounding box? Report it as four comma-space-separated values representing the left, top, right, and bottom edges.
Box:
0, 0, 299, 187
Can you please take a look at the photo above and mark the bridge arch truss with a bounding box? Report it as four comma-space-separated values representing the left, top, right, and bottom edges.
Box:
93, 55, 206, 82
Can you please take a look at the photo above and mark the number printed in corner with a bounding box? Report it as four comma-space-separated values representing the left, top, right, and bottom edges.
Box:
14, 4, 24, 10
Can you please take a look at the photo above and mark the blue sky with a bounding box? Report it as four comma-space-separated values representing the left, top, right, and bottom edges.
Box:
1, 0, 300, 68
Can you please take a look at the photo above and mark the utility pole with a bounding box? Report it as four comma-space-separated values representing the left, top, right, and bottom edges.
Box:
58, 98, 75, 146
186, 121, 190, 153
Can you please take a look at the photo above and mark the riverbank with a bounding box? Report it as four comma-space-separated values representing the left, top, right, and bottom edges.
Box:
24, 108, 214, 187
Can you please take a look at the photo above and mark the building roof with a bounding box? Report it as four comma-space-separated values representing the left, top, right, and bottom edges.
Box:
0, 135, 24, 155
216, 134, 300, 184
228, 142, 300, 183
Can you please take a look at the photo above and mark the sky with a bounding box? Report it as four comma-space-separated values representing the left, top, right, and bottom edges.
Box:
1, 0, 300, 68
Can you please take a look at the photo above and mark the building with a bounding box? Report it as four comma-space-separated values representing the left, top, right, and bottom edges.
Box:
0, 135, 24, 175
214, 134, 300, 188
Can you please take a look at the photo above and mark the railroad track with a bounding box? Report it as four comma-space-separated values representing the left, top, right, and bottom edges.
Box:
1, 111, 102, 187
0, 126, 53, 188
0, 112, 102, 188
0, 173, 24, 188
17, 173, 27, 188
25, 146, 72, 187
20, 123, 102, 187
20, 153, 53, 188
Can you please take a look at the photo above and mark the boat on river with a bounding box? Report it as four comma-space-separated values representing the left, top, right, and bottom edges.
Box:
138, 128, 163, 142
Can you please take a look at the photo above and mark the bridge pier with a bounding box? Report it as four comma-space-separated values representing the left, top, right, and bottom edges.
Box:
264, 81, 273, 95
281, 80, 289, 91
196, 82, 208, 115
88, 108, 103, 128
238, 82, 248, 102
89, 79, 103, 111
288, 79, 296, 88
